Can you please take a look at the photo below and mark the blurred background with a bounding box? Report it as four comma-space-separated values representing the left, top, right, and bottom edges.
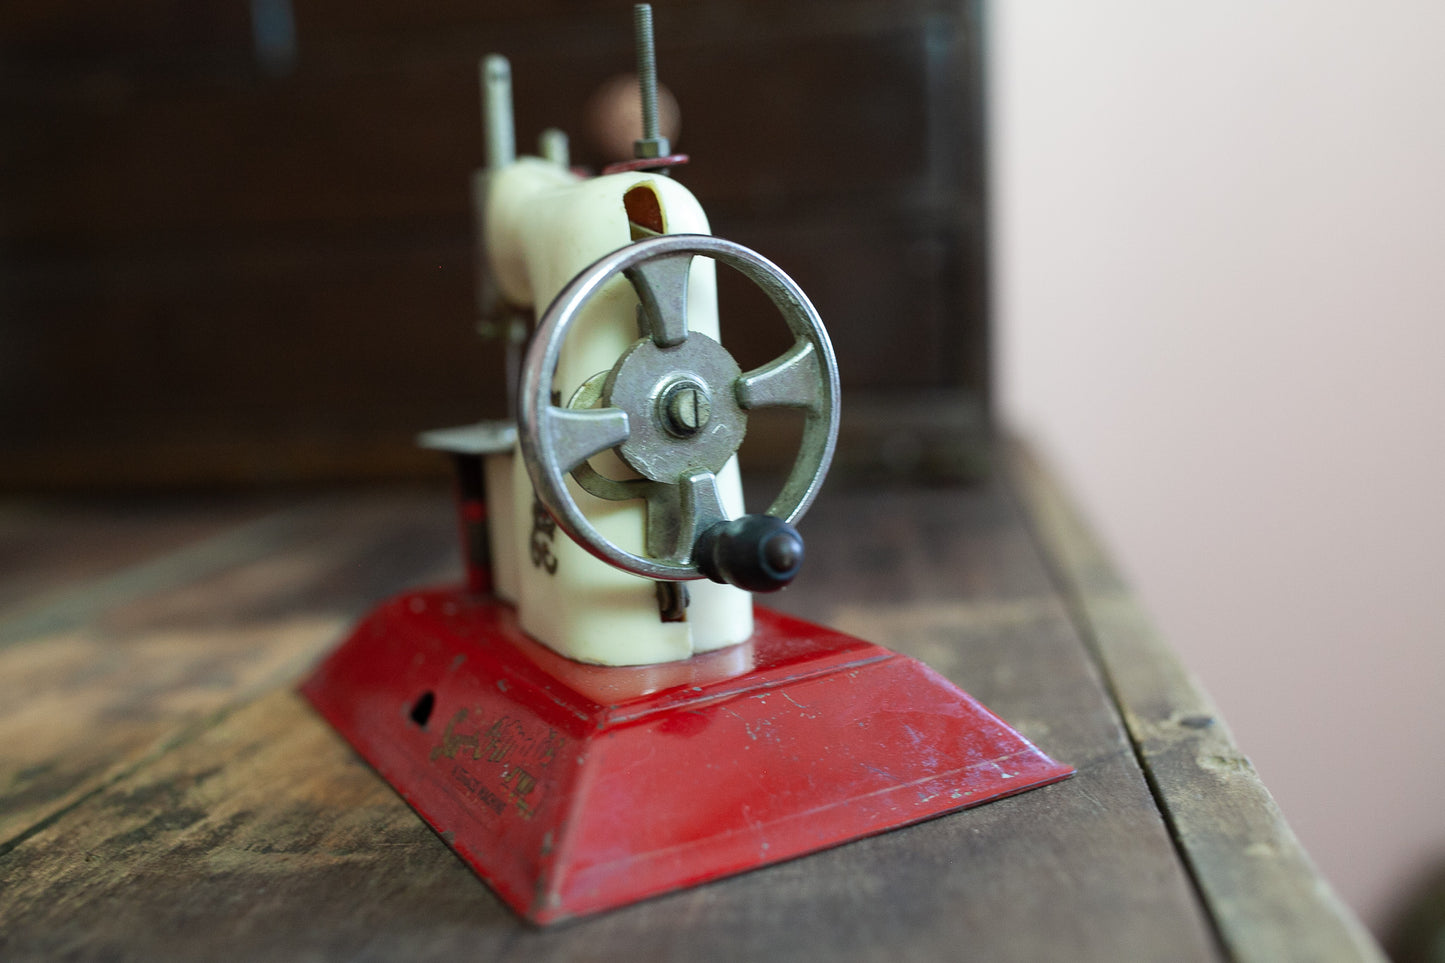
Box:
991, 0, 1445, 942
1, 0, 990, 489
2, 0, 1441, 947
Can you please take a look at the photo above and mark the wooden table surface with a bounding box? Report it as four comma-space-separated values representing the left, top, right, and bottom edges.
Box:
0, 447, 1382, 962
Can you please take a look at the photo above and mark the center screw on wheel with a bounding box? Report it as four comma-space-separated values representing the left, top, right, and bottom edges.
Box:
660, 380, 712, 437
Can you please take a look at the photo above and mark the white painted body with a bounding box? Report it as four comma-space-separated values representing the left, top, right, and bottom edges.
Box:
482, 158, 752, 666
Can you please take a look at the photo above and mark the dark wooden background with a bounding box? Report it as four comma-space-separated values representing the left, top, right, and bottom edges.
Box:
1, 0, 990, 491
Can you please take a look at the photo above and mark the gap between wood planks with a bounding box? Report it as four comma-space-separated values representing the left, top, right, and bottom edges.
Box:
1001, 439, 1384, 963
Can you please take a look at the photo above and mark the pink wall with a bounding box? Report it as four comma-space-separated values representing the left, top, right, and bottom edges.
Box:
990, 0, 1445, 933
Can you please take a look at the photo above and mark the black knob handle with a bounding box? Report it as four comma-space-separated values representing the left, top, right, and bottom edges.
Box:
693, 514, 805, 593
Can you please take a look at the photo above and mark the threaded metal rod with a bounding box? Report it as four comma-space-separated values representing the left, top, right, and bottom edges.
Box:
632, 4, 670, 159
634, 5, 659, 140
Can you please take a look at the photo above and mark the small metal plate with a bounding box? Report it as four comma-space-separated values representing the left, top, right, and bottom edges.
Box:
417, 421, 518, 455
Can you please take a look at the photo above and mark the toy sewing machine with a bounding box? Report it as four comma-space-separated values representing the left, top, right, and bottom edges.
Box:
303, 5, 1071, 925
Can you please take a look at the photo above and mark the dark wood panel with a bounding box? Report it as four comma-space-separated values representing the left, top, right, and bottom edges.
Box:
1, 0, 987, 489
3, 231, 483, 426
0, 0, 252, 60
1, 65, 475, 244
0, 215, 975, 489
708, 202, 971, 392
0, 0, 949, 61
1, 24, 947, 245
1, 230, 492, 487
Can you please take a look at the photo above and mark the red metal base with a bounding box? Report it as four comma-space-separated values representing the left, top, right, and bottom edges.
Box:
301, 587, 1073, 923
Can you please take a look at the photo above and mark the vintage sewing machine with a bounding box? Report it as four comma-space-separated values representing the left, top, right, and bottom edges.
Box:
303, 5, 1071, 925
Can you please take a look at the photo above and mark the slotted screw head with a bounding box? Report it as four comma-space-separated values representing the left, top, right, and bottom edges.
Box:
660, 380, 712, 437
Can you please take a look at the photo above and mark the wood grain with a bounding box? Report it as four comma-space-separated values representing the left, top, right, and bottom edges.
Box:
0, 477, 1244, 961
0, 491, 456, 851
0, 496, 277, 618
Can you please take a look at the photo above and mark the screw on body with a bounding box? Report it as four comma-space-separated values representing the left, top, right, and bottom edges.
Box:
632, 4, 670, 159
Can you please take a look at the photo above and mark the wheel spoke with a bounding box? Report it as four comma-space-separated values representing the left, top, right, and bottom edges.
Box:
736, 340, 823, 411
624, 253, 693, 347
544, 406, 630, 473
679, 470, 730, 555
643, 472, 727, 562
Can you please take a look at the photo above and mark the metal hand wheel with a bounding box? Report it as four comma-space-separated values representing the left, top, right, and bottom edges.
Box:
518, 233, 839, 591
